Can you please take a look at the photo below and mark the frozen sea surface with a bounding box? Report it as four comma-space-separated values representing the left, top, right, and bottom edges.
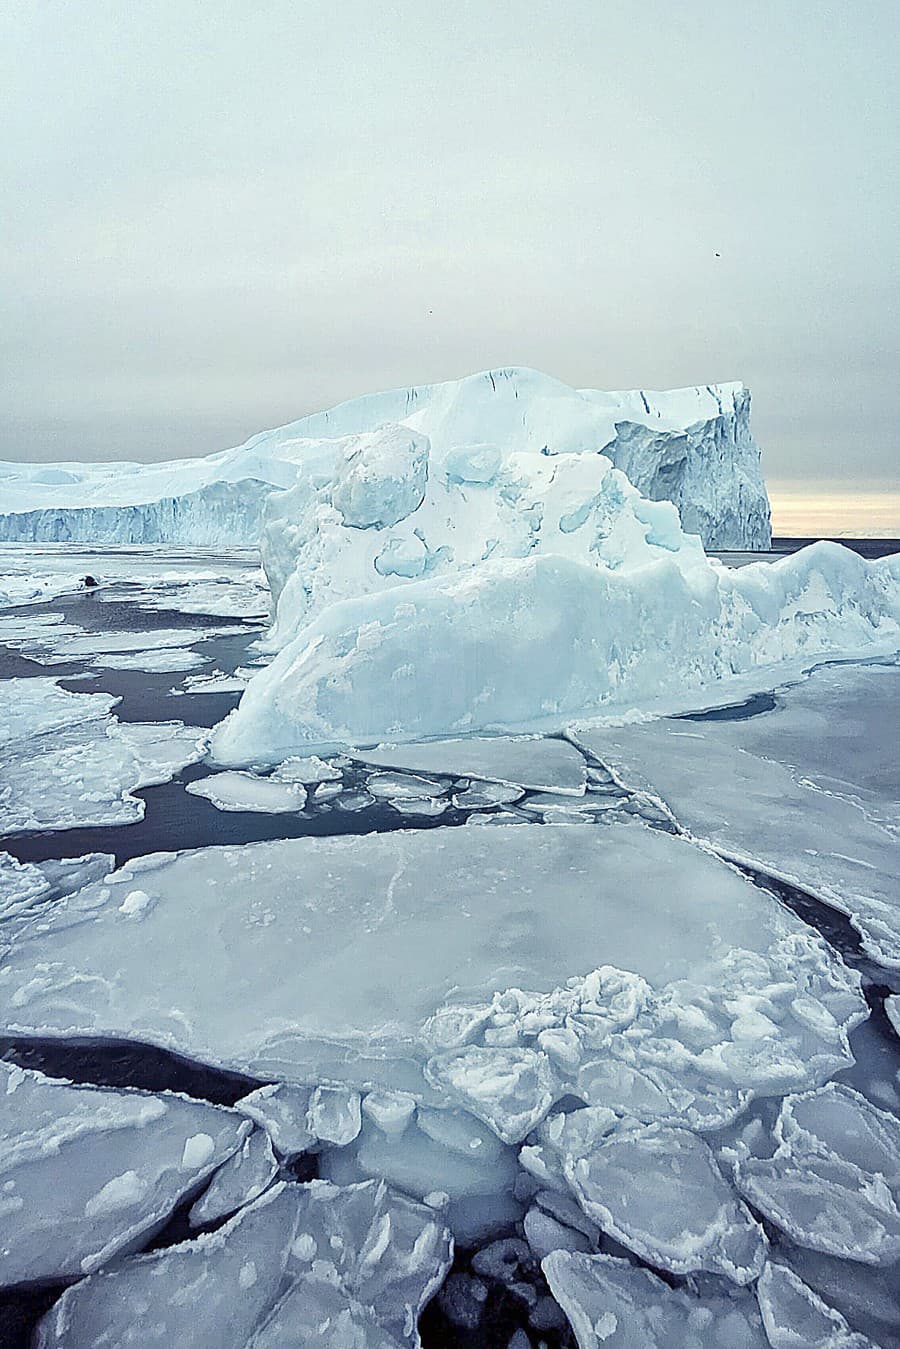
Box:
0, 545, 898, 1349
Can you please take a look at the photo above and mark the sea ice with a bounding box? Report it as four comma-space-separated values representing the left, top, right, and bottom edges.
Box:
756, 1261, 876, 1348
1, 683, 205, 834
269, 754, 341, 785
552, 1117, 767, 1282
0, 1060, 248, 1286
185, 771, 307, 814
352, 734, 587, 795
189, 1129, 279, 1228
0, 825, 865, 1135
574, 663, 900, 967
734, 1084, 900, 1264
541, 1250, 767, 1348
91, 647, 208, 672
36, 1179, 452, 1348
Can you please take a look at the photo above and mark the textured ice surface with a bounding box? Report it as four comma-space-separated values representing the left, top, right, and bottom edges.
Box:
185, 771, 307, 814
735, 1084, 900, 1264
756, 1261, 876, 1348
542, 1250, 767, 1348
36, 1179, 451, 1348
0, 826, 864, 1131
575, 662, 900, 967
90, 647, 209, 672
352, 735, 587, 795
188, 1129, 279, 1228
886, 995, 900, 1038
213, 543, 900, 763
236, 1084, 315, 1156
0, 1060, 248, 1286
1, 679, 205, 834
548, 1117, 766, 1282
171, 670, 250, 696
270, 754, 341, 785
0, 370, 768, 548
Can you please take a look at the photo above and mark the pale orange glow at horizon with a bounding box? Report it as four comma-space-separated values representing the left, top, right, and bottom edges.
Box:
768, 486, 900, 538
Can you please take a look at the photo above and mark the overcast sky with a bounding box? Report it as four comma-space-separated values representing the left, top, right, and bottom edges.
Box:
2, 0, 898, 490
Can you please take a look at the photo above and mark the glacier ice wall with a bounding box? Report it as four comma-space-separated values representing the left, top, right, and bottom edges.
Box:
0, 368, 770, 548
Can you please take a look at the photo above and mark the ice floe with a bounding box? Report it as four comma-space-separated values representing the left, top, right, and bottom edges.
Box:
36, 1178, 451, 1348
574, 662, 900, 967
0, 826, 865, 1133
0, 1060, 248, 1286
188, 1128, 279, 1228
185, 771, 307, 814
756, 1261, 876, 1348
734, 1084, 900, 1265
1, 679, 205, 834
541, 1250, 767, 1347
349, 735, 588, 796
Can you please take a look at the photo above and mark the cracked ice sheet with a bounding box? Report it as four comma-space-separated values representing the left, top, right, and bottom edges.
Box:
573, 666, 900, 968
0, 1060, 248, 1286
37, 1179, 451, 1349
734, 1083, 900, 1265
1, 679, 206, 834
541, 1250, 768, 1348
0, 824, 864, 1135
349, 734, 588, 795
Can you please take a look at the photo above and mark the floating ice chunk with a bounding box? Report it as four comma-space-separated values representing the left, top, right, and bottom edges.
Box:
36, 1183, 301, 1348
756, 1261, 876, 1348
0, 1060, 248, 1286
189, 1129, 279, 1228
185, 770, 307, 813
1, 691, 205, 835
884, 995, 900, 1038
389, 796, 448, 818
366, 771, 447, 800
781, 1243, 900, 1347
92, 646, 208, 671
171, 670, 250, 696
561, 1120, 767, 1283
270, 754, 342, 785
307, 1086, 362, 1146
39, 626, 217, 663
542, 1250, 768, 1348
735, 1084, 900, 1265
320, 1105, 519, 1241
236, 1085, 314, 1157
0, 826, 865, 1129
348, 735, 587, 795
362, 1090, 417, 1136
452, 781, 525, 809
524, 1205, 594, 1259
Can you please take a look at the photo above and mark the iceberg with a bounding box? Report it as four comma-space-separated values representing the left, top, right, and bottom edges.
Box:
0, 369, 770, 549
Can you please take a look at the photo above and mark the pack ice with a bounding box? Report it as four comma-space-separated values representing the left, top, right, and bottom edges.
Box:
0, 368, 768, 548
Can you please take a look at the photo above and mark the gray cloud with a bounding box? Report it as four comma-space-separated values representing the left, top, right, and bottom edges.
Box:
2, 0, 898, 482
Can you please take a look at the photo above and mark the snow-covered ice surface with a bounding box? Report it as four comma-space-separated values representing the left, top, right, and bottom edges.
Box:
0, 1060, 248, 1286
0, 678, 205, 834
573, 660, 900, 967
0, 369, 769, 549
36, 1179, 452, 1349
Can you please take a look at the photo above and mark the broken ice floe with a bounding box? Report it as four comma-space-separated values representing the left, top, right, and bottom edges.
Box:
349, 735, 588, 796
734, 1083, 900, 1265
185, 771, 307, 814
0, 1060, 247, 1286
0, 826, 865, 1144
573, 661, 900, 968
36, 1179, 451, 1348
541, 1249, 767, 1348
188, 1128, 279, 1228
756, 1261, 877, 1349
1, 678, 205, 834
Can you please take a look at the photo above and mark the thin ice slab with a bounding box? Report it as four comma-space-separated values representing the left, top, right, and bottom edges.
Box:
186, 771, 307, 814
0, 825, 864, 1125
350, 735, 587, 795
0, 1061, 248, 1286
